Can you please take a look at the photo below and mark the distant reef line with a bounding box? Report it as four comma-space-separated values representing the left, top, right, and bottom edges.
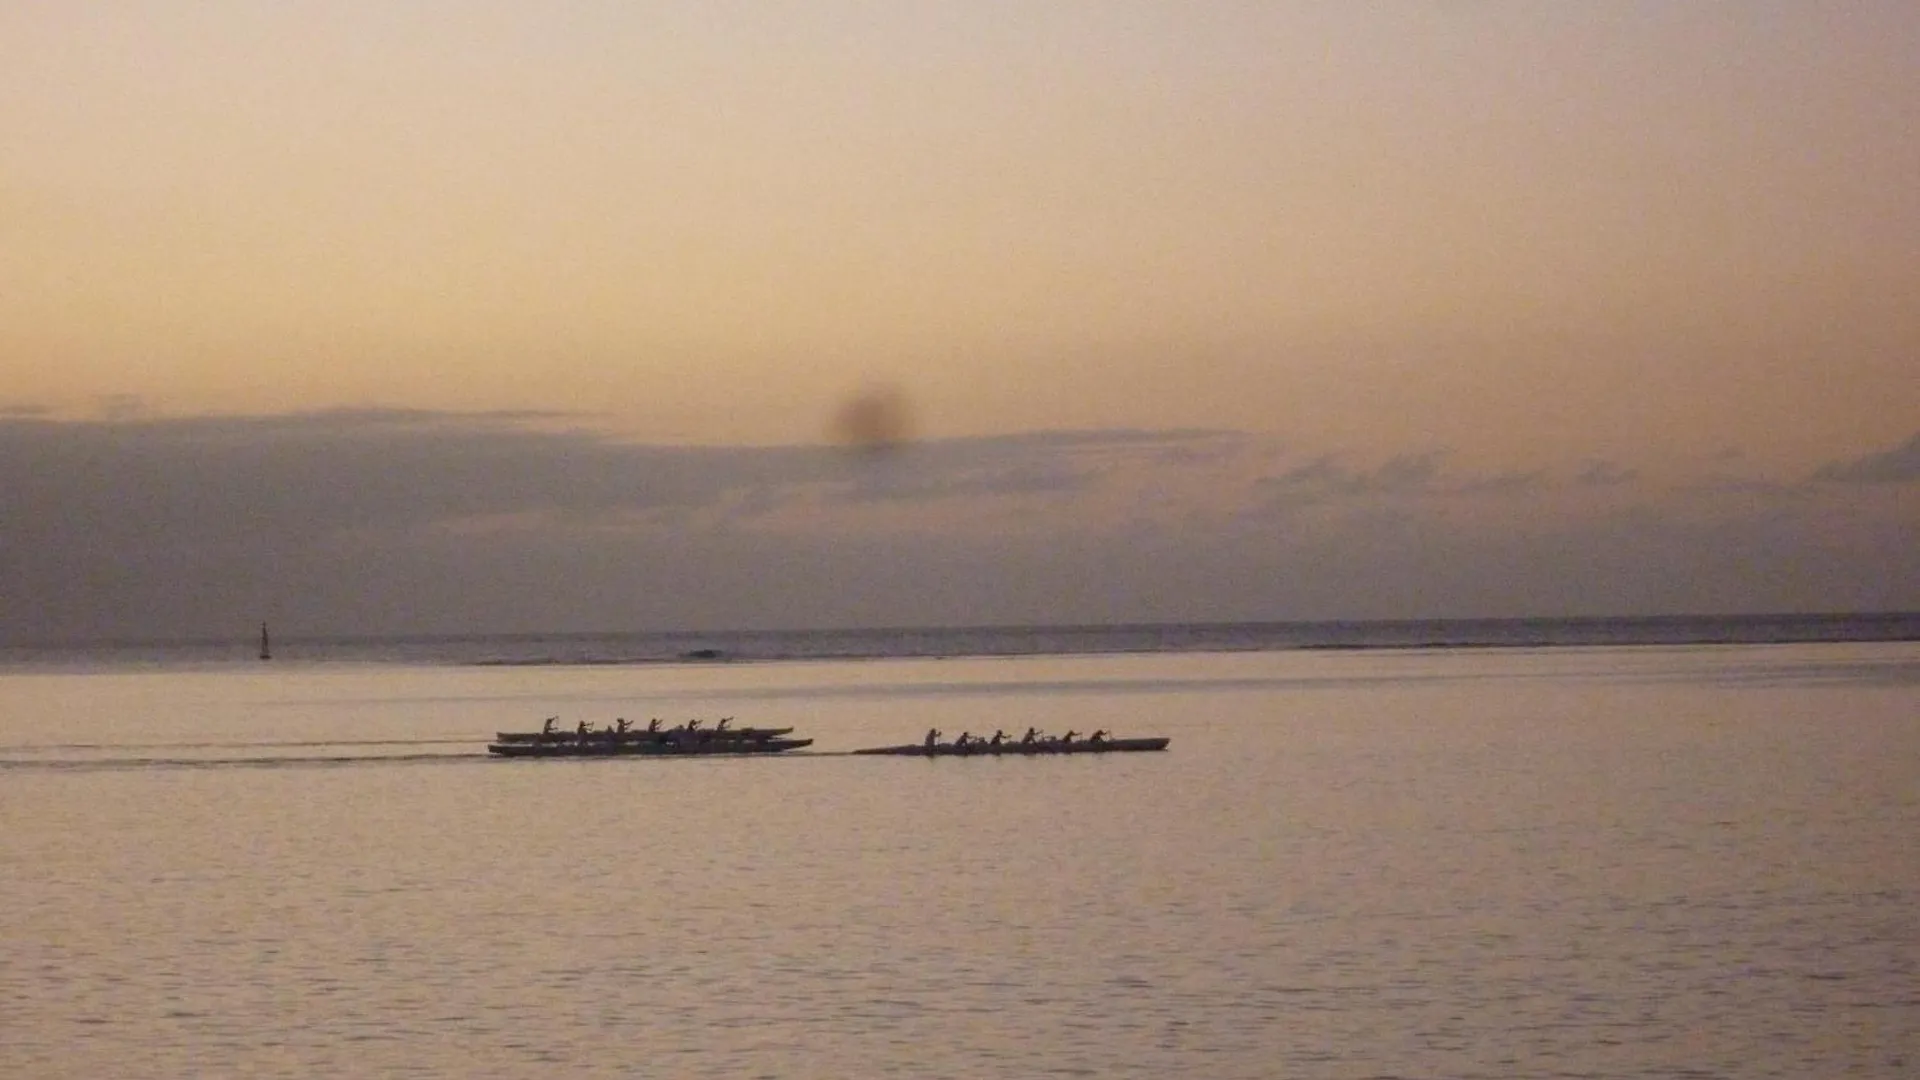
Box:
7, 612, 1916, 657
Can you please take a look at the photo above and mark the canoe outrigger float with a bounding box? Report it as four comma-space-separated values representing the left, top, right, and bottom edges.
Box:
488, 718, 809, 758
853, 736, 1169, 757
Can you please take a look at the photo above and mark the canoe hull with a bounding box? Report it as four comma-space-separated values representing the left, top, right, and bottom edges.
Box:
852, 737, 1169, 756
494, 726, 793, 744
488, 737, 813, 758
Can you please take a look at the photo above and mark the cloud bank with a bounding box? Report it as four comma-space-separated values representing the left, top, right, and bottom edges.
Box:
1815, 432, 1920, 484
2, 411, 1914, 641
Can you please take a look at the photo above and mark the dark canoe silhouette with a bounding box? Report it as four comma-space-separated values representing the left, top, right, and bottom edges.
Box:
493, 726, 793, 744
852, 737, 1169, 757
488, 736, 813, 758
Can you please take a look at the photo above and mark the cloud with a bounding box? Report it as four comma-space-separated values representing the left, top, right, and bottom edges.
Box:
1255, 450, 1449, 514
3, 411, 1914, 641
819, 429, 1232, 506
1813, 431, 1920, 484
1, 408, 777, 540
93, 394, 150, 421
824, 457, 1096, 505
0, 410, 800, 639
0, 412, 1246, 638
1454, 470, 1548, 497
1575, 460, 1638, 487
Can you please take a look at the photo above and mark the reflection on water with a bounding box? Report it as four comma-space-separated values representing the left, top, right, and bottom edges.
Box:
4, 645, 1917, 1077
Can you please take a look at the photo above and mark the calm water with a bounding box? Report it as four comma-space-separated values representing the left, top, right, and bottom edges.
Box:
4, 644, 1917, 1077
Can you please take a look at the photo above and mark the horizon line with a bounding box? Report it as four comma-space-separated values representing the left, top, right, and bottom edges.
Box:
6, 610, 1917, 652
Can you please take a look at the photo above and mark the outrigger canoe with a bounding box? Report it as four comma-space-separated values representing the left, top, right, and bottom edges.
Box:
853, 737, 1169, 757
493, 726, 793, 744
488, 736, 812, 758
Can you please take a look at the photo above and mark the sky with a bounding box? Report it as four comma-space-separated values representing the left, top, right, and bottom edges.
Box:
3, 3, 1916, 639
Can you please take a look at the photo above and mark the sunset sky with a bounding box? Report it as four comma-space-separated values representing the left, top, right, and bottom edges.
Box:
3, 4, 1916, 639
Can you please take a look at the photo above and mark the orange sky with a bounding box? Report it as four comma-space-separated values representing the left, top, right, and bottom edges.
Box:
4, 3, 1917, 476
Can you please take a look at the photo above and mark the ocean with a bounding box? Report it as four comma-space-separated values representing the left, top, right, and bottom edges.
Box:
4, 617, 1917, 1077
5, 611, 1917, 669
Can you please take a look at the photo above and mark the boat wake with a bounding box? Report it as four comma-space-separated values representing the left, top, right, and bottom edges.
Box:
15, 736, 479, 753
0, 751, 487, 773
0, 737, 491, 774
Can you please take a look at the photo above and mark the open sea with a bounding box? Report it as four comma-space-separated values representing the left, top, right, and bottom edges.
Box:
4, 615, 1917, 1078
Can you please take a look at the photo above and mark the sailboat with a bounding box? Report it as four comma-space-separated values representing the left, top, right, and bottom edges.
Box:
259, 622, 272, 661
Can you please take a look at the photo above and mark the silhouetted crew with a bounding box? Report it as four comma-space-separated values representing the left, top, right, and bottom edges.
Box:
647, 718, 661, 733
925, 728, 941, 750
989, 729, 1005, 746
1089, 729, 1108, 745
1061, 730, 1077, 745
1021, 727, 1038, 745
615, 718, 631, 734
575, 720, 589, 737
715, 717, 731, 731
542, 717, 557, 735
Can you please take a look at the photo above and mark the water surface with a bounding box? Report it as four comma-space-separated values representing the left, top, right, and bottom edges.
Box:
5, 644, 1916, 1077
